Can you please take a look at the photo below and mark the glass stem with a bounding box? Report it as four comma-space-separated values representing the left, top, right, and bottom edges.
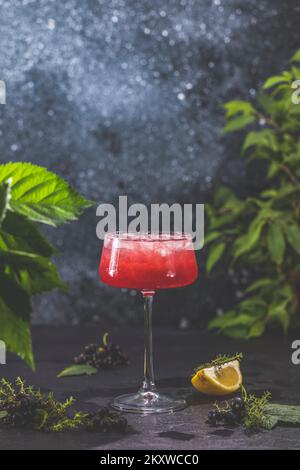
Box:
140, 292, 156, 395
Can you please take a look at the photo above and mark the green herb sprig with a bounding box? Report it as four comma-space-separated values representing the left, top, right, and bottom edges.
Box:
241, 386, 273, 430
0, 377, 128, 433
208, 387, 273, 430
194, 352, 243, 374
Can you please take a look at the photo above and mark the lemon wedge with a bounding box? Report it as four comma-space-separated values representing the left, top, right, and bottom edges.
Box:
191, 360, 242, 396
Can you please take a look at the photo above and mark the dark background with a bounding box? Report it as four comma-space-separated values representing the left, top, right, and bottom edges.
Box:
0, 0, 299, 327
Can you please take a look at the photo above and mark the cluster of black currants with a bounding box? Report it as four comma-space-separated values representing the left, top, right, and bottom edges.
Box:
87, 407, 128, 433
74, 340, 128, 370
2, 393, 41, 428
207, 397, 245, 426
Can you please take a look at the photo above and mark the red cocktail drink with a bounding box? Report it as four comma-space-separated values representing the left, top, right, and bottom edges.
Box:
99, 232, 198, 414
99, 233, 198, 291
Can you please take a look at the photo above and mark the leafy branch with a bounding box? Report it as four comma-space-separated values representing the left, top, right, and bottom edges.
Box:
205, 48, 300, 338
0, 163, 93, 368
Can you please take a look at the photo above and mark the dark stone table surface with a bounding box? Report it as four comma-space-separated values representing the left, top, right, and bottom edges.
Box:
0, 325, 299, 450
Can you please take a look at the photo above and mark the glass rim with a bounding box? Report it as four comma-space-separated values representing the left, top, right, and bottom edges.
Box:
103, 231, 194, 242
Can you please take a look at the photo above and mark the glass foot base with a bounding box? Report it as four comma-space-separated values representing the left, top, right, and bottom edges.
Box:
110, 391, 186, 414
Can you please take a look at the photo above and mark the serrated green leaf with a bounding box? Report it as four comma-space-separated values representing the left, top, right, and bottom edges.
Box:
284, 224, 300, 255
0, 181, 11, 226
0, 272, 31, 320
222, 115, 256, 134
14, 260, 67, 295
267, 223, 285, 265
0, 248, 66, 295
1, 211, 56, 257
57, 364, 98, 378
206, 242, 226, 273
0, 162, 93, 226
0, 297, 34, 369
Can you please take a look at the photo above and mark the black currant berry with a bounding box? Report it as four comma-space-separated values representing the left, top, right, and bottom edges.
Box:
208, 410, 220, 425
229, 397, 245, 416
85, 344, 98, 354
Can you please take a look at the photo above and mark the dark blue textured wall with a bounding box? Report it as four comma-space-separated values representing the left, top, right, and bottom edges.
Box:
0, 0, 299, 326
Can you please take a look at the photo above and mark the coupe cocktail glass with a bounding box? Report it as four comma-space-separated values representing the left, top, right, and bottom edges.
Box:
99, 232, 198, 414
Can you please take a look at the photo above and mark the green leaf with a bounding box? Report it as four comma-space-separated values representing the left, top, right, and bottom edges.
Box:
233, 217, 266, 259
222, 115, 256, 134
263, 74, 291, 89
222, 325, 250, 339
268, 301, 290, 333
284, 224, 300, 255
291, 66, 300, 80
57, 364, 98, 378
14, 259, 67, 295
0, 248, 66, 295
267, 161, 280, 179
0, 182, 11, 226
204, 231, 222, 246
0, 297, 34, 369
238, 297, 267, 316
209, 211, 239, 229
0, 272, 31, 320
2, 211, 56, 257
245, 278, 274, 293
291, 49, 300, 63
223, 100, 255, 118
242, 130, 278, 154
0, 162, 93, 226
265, 403, 300, 426
267, 223, 285, 265
214, 186, 236, 205
206, 242, 226, 273
0, 411, 8, 420
208, 311, 236, 329
209, 312, 257, 337
248, 320, 266, 338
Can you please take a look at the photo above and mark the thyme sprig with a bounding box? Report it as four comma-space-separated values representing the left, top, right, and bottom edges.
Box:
241, 385, 273, 430
0, 377, 128, 433
208, 385, 273, 430
194, 352, 243, 374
